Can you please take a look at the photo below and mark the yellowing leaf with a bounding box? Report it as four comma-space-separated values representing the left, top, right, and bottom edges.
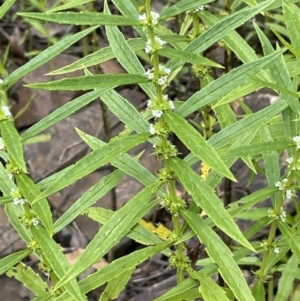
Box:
138, 219, 171, 240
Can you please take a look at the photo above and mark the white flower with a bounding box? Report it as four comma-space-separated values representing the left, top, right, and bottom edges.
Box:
145, 43, 152, 54
147, 99, 152, 107
162, 94, 168, 101
280, 208, 286, 222
282, 178, 288, 184
0, 79, 3, 84
169, 101, 175, 110
159, 64, 171, 75
13, 198, 20, 205
152, 110, 163, 118
273, 247, 279, 254
32, 219, 39, 226
155, 36, 166, 46
139, 13, 147, 21
0, 137, 4, 150
286, 157, 293, 164
275, 181, 282, 188
149, 124, 156, 135
150, 11, 160, 25
144, 68, 154, 79
1, 106, 11, 117
7, 173, 13, 180
293, 136, 300, 143
157, 76, 168, 86
194, 5, 206, 12
286, 190, 292, 199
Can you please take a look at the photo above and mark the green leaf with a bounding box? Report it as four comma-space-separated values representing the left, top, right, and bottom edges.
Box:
0, 249, 31, 275
18, 12, 139, 26
7, 263, 48, 297
99, 268, 134, 301
21, 89, 112, 142
177, 49, 285, 118
100, 90, 149, 133
75, 129, 163, 196
16, 173, 52, 235
48, 38, 145, 75
0, 196, 12, 205
54, 242, 170, 301
165, 111, 235, 180
252, 280, 265, 301
26, 74, 149, 91
32, 226, 87, 301
160, 0, 212, 20
47, 0, 92, 12
34, 133, 148, 202
3, 26, 97, 86
1, 121, 26, 172
221, 140, 295, 159
188, 269, 231, 301
182, 211, 255, 301
55, 181, 162, 289
170, 157, 253, 251
0, 0, 16, 18
275, 254, 299, 301
157, 48, 223, 68
278, 222, 300, 263
0, 162, 16, 196
104, 3, 155, 98
53, 169, 125, 234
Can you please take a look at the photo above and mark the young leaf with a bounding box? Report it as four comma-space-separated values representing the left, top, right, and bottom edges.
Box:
182, 211, 256, 301
3, 26, 97, 86
53, 169, 125, 234
164, 111, 235, 181
18, 12, 139, 26
33, 133, 148, 202
26, 74, 149, 91
1, 121, 26, 172
0, 249, 31, 275
55, 182, 163, 289
170, 157, 253, 251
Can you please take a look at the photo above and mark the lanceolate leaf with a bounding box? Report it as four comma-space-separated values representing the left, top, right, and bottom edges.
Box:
54, 242, 170, 301
104, 2, 155, 98
170, 157, 253, 251
21, 89, 112, 142
32, 226, 87, 301
3, 26, 97, 85
182, 211, 255, 301
55, 182, 163, 289
26, 74, 149, 91
18, 12, 139, 26
16, 173, 52, 235
0, 249, 31, 275
0, 0, 16, 18
165, 111, 235, 181
33, 133, 148, 202
177, 50, 284, 118
1, 121, 26, 172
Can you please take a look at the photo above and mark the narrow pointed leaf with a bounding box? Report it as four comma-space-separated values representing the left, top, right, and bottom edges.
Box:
16, 173, 52, 235
165, 111, 235, 181
21, 89, 112, 142
1, 121, 26, 172
26, 74, 149, 91
55, 182, 162, 289
170, 158, 253, 250
7, 263, 48, 297
3, 26, 97, 85
53, 169, 125, 234
0, 0, 16, 18
34, 133, 148, 202
177, 50, 284, 118
32, 226, 87, 301
104, 3, 155, 98
0, 249, 31, 275
18, 12, 139, 26
182, 211, 255, 301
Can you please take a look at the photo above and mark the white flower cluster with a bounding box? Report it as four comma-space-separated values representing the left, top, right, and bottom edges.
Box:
139, 11, 160, 26
279, 207, 286, 222
149, 123, 156, 135
144, 65, 171, 86
194, 5, 206, 12
1, 105, 11, 119
145, 36, 166, 54
275, 178, 288, 191
268, 207, 287, 222
13, 198, 27, 205
293, 136, 300, 149
32, 219, 39, 226
147, 95, 175, 121
273, 247, 279, 254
